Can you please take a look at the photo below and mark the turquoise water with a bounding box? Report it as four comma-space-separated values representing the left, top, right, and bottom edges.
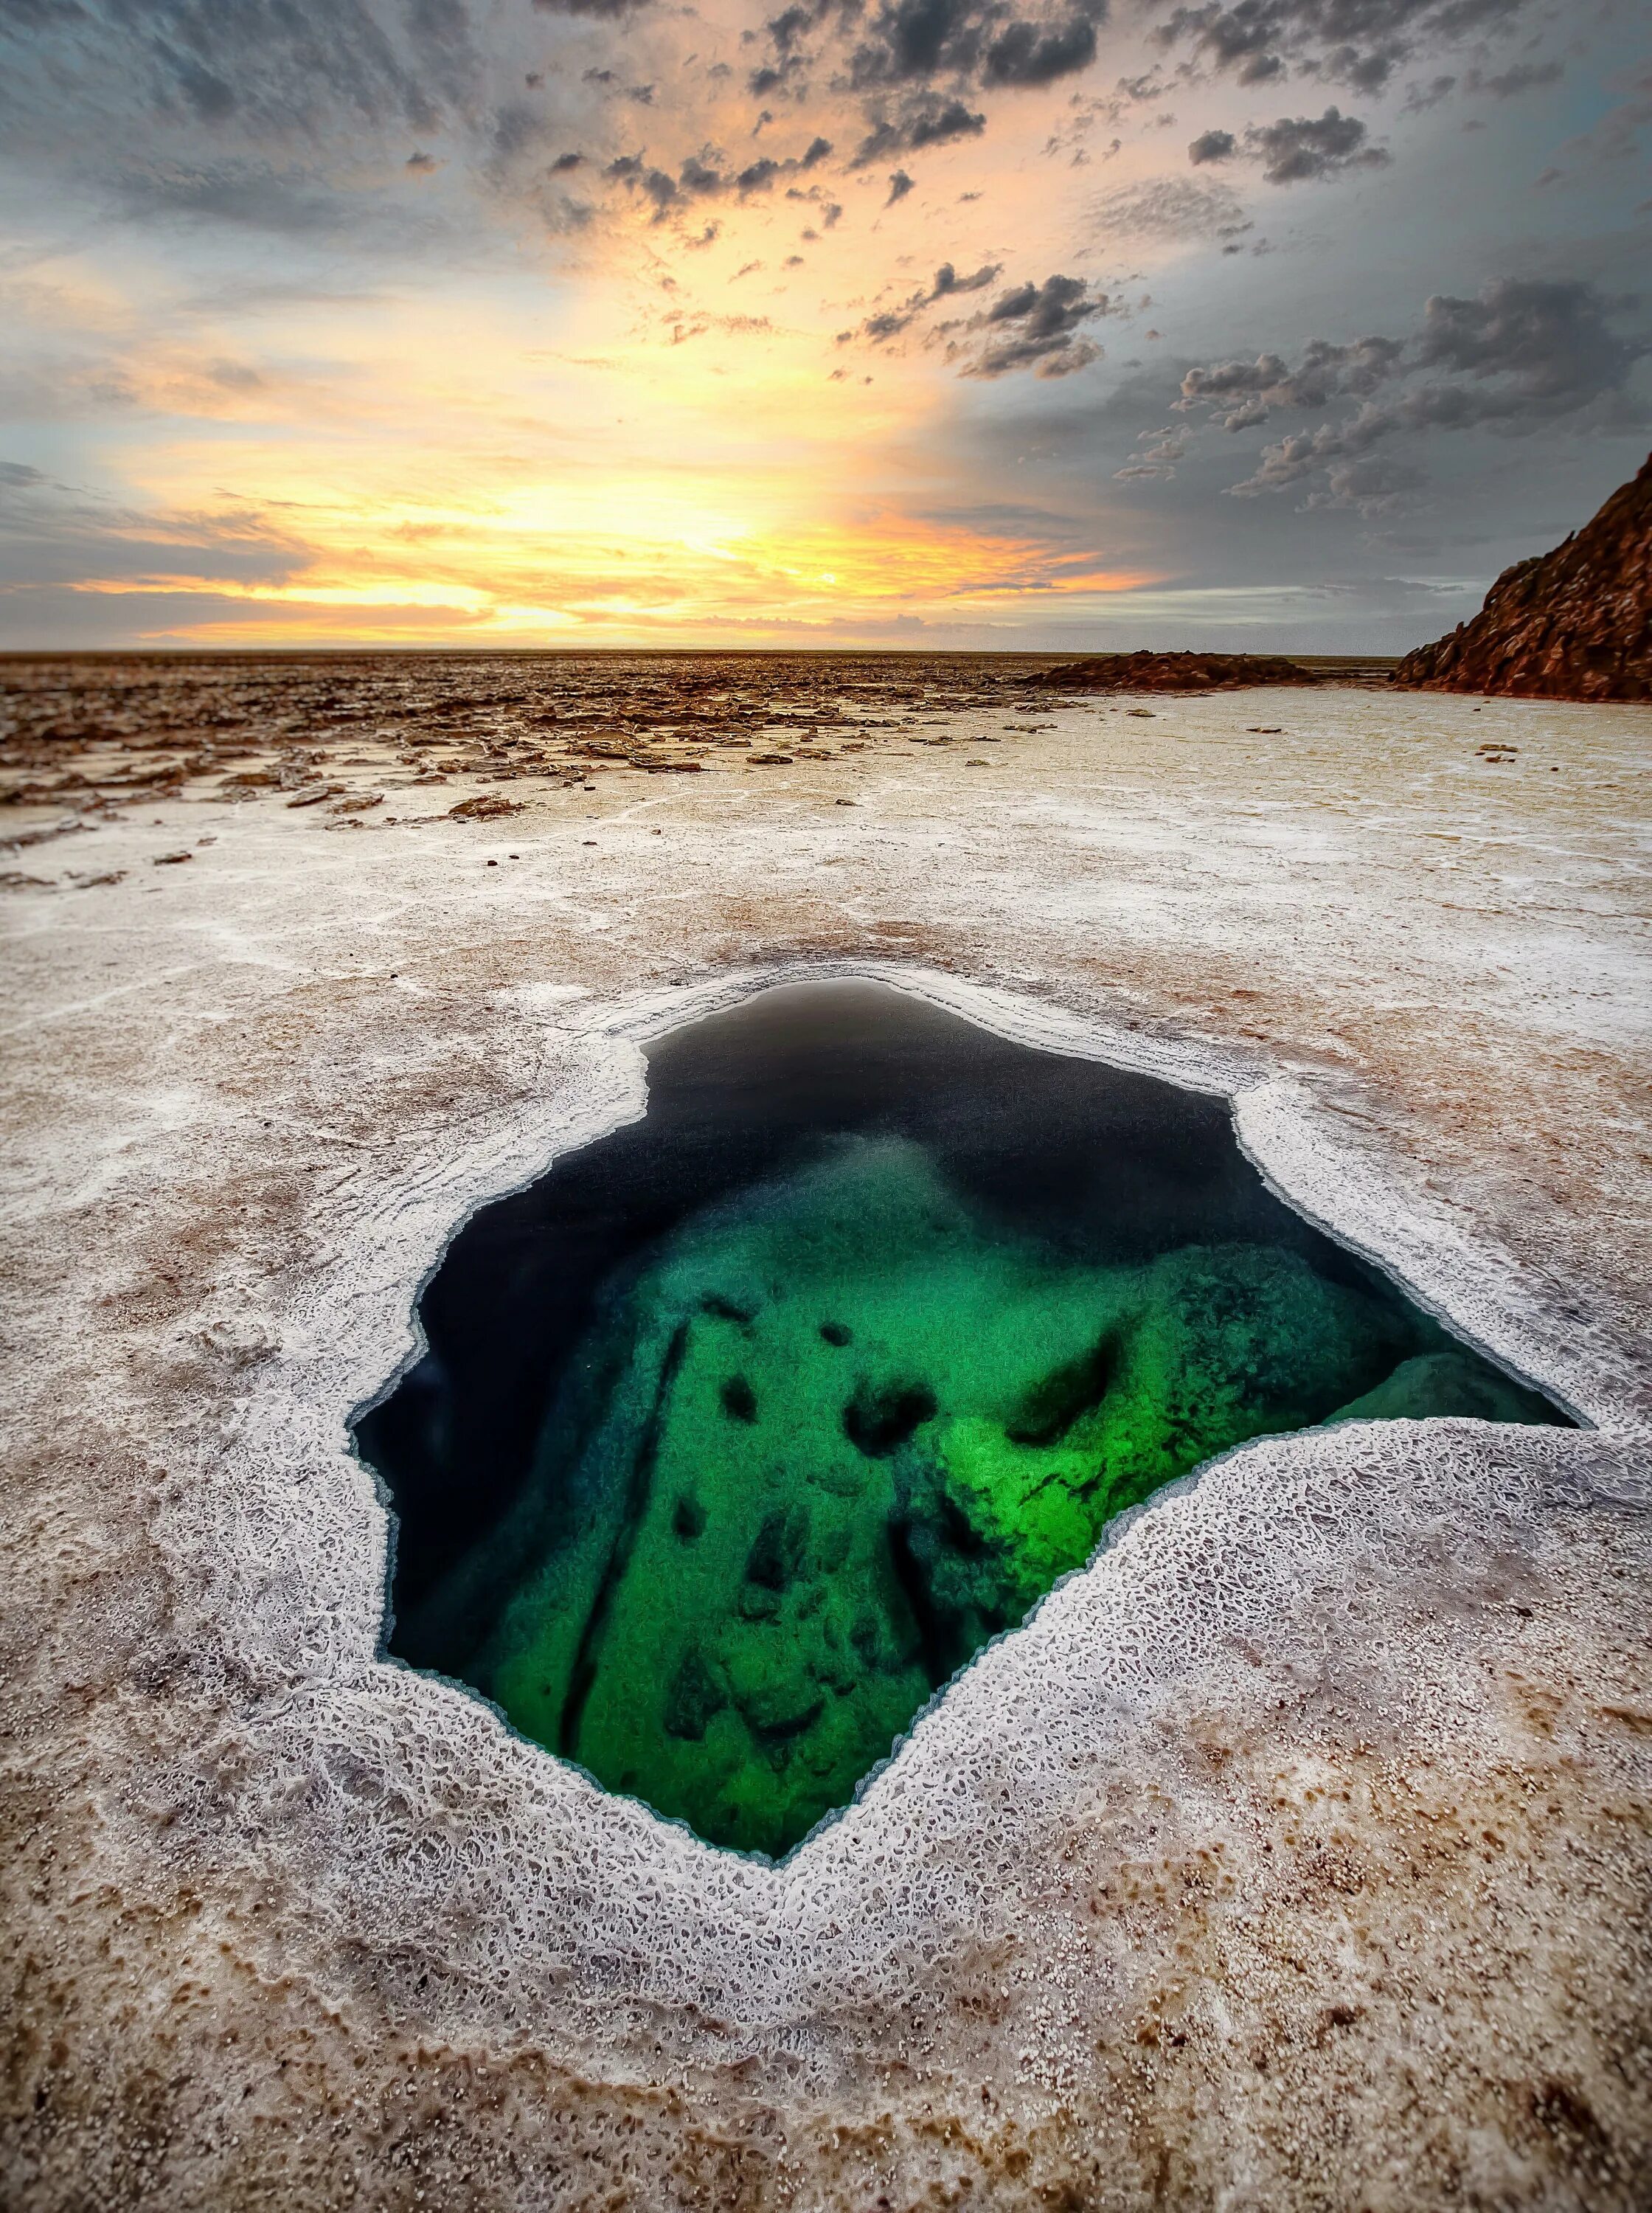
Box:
359, 983, 1565, 1859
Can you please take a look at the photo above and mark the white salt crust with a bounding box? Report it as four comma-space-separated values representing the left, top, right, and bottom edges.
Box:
117, 959, 1621, 2049
3, 688, 1649, 2206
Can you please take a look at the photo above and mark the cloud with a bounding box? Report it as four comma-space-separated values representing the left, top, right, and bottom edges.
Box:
1463, 59, 1563, 97
0, 465, 310, 592
853, 94, 986, 164
533, 0, 653, 17
664, 311, 775, 344
604, 153, 681, 215
604, 136, 836, 220
743, 0, 1107, 139
1089, 174, 1252, 241
846, 0, 1108, 91
1298, 453, 1426, 511
1181, 332, 1406, 425
0, 0, 640, 270
1243, 106, 1389, 182
1412, 277, 1643, 400
1185, 105, 1389, 184
982, 11, 1106, 85
886, 167, 916, 202
1112, 426, 1188, 478
931, 259, 1003, 297
112, 162, 396, 240
843, 258, 1002, 342
957, 272, 1107, 375
835, 261, 1103, 378
0, 0, 487, 145
1174, 277, 1649, 508
1151, 0, 1534, 100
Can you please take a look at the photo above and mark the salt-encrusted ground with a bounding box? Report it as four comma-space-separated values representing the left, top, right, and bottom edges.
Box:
2, 678, 1649, 2211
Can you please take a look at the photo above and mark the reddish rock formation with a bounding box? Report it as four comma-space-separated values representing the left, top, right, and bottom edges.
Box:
1027, 650, 1319, 692
1396, 454, 1651, 700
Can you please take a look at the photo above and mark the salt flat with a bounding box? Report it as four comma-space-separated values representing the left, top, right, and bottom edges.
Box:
2, 674, 1648, 2210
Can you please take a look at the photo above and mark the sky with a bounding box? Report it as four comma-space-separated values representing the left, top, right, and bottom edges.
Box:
0, 0, 1648, 651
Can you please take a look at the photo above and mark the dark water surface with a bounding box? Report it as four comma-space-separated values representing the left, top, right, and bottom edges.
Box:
357, 980, 1566, 1857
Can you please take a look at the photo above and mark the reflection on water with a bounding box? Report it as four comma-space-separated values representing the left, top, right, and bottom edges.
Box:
357, 981, 1566, 1857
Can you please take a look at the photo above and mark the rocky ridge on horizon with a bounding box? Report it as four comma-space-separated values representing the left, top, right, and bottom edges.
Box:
1396, 454, 1651, 701
1027, 651, 1322, 693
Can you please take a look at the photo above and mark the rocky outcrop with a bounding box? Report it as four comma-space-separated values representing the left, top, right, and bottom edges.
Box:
1396, 453, 1651, 699
1027, 650, 1320, 691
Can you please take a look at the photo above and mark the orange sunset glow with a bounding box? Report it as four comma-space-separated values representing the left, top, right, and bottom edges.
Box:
1, 0, 1644, 648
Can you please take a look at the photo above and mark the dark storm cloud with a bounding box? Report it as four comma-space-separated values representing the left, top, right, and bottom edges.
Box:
605, 135, 836, 219
745, 0, 1108, 125
1411, 279, 1643, 400
835, 262, 1103, 376
852, 94, 986, 164
957, 272, 1106, 375
840, 257, 1002, 341
604, 153, 681, 214
980, 10, 1105, 84
1206, 105, 1388, 182
1249, 105, 1385, 181
931, 259, 1004, 297
1150, 0, 1531, 100
1173, 278, 1649, 507
1181, 332, 1406, 426
845, 0, 1107, 91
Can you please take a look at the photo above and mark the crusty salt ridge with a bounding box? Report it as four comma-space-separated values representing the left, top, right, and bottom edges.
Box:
1, 684, 1648, 2209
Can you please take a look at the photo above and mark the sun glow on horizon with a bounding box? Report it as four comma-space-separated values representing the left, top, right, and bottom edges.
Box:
68, 295, 1163, 643
3, 0, 1622, 653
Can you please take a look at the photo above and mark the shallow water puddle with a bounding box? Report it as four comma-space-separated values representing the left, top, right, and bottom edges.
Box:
358, 980, 1566, 1857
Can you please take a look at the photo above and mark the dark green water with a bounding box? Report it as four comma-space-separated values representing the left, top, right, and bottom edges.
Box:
358, 980, 1565, 1859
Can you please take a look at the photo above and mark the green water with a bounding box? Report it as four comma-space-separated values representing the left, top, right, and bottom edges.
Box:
460, 1137, 1551, 1857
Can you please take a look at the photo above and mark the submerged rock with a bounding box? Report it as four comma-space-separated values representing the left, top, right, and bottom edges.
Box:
1328, 1350, 1555, 1424
445, 1140, 1553, 1857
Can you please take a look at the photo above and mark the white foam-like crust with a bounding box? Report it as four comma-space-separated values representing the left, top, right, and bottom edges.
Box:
125, 961, 1640, 2058
4, 688, 1648, 2199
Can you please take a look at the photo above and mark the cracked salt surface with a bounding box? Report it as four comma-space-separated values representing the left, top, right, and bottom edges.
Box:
2, 679, 1649, 2209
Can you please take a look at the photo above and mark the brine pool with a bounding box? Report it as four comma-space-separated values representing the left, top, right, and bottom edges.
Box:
357, 980, 1568, 1859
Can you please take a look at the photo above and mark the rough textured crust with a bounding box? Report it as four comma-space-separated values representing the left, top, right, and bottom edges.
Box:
2, 684, 1648, 2209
